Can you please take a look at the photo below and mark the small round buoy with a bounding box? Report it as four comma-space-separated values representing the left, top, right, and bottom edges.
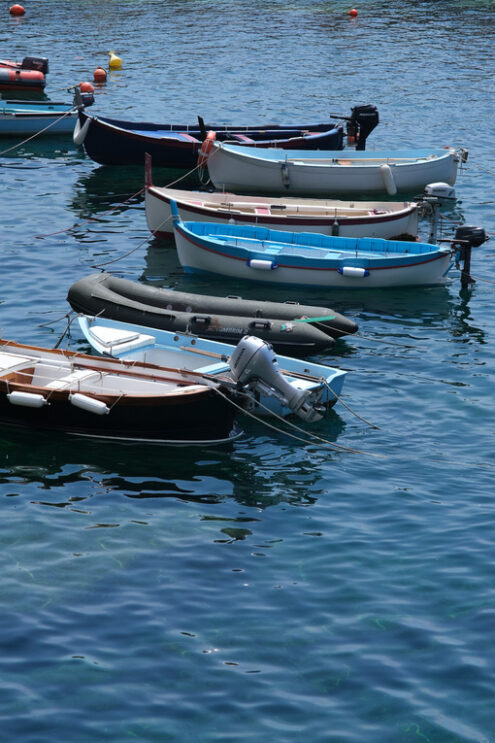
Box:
93, 66, 107, 83
79, 81, 95, 93
9, 4, 26, 15
108, 51, 122, 69
349, 8, 358, 17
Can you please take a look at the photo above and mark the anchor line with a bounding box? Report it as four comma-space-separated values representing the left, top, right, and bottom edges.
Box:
0, 106, 78, 157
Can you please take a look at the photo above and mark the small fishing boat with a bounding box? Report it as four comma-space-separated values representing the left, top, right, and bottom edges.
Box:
67, 273, 358, 353
204, 140, 468, 196
77, 315, 347, 421
0, 338, 239, 444
145, 178, 419, 241
0, 89, 94, 137
0, 56, 48, 92
73, 104, 379, 168
170, 200, 459, 289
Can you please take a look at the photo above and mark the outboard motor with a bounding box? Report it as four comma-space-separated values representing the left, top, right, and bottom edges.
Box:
454, 225, 488, 249
229, 335, 326, 422
452, 225, 489, 289
21, 56, 49, 74
423, 182, 456, 204
347, 104, 379, 150
71, 85, 95, 109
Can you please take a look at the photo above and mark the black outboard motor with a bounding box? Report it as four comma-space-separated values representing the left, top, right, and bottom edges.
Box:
453, 225, 489, 288
21, 56, 49, 74
347, 104, 379, 150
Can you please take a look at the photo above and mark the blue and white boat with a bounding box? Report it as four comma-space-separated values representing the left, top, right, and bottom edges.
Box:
170, 200, 455, 288
77, 314, 347, 422
204, 140, 467, 196
0, 90, 94, 137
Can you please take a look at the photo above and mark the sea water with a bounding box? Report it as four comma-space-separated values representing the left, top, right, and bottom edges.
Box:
1, 2, 494, 741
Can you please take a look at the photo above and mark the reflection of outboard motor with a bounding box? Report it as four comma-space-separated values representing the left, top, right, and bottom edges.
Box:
21, 56, 49, 74
452, 225, 489, 289
346, 104, 379, 150
229, 335, 326, 422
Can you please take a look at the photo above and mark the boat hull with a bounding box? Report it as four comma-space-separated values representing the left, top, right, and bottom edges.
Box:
145, 185, 419, 240
172, 219, 453, 289
0, 105, 77, 136
76, 111, 345, 168
206, 143, 461, 196
0, 340, 239, 444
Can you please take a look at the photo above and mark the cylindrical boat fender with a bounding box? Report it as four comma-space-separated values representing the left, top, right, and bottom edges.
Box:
380, 163, 397, 195
7, 391, 47, 408
281, 163, 290, 188
73, 116, 91, 145
338, 266, 370, 278
69, 393, 109, 415
247, 259, 277, 270
197, 130, 216, 167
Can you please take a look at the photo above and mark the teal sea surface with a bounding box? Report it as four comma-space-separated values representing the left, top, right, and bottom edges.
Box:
1, 1, 495, 741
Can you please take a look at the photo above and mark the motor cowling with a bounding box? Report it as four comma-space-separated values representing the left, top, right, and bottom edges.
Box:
454, 225, 488, 248
229, 335, 325, 422
21, 56, 49, 74
347, 104, 379, 150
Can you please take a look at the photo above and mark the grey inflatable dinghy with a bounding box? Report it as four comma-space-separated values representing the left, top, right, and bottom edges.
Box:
67, 273, 358, 354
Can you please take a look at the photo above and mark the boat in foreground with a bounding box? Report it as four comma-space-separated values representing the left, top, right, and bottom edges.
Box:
77, 315, 347, 420
0, 338, 238, 444
170, 201, 456, 289
145, 182, 419, 240
204, 141, 467, 196
74, 104, 379, 168
67, 273, 358, 354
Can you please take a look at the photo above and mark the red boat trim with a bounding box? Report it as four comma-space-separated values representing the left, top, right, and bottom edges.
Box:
149, 187, 414, 227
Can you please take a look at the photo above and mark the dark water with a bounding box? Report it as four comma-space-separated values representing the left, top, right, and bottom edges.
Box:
1, 2, 495, 741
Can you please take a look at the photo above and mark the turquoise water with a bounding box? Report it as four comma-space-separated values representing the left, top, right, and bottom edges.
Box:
1, 2, 495, 741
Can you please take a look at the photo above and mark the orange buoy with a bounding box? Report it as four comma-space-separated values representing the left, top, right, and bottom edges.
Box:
349, 8, 358, 16
79, 81, 95, 93
198, 130, 216, 168
93, 66, 107, 83
9, 4, 26, 15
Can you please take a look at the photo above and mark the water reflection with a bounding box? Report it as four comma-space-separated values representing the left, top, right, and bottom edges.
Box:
0, 414, 345, 510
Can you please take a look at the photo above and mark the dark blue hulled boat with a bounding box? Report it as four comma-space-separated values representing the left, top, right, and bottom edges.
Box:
73, 104, 378, 168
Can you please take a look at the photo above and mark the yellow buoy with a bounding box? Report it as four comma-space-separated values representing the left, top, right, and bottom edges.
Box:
108, 50, 122, 69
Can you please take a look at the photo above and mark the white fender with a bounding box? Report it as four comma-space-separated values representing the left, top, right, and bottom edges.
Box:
69, 393, 109, 415
338, 266, 370, 278
73, 116, 90, 145
7, 391, 47, 408
380, 163, 397, 195
247, 259, 277, 270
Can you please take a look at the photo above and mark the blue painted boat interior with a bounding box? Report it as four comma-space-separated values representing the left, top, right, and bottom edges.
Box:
183, 220, 443, 257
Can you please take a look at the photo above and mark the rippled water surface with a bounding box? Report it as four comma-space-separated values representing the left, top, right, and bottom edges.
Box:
1, 2, 495, 741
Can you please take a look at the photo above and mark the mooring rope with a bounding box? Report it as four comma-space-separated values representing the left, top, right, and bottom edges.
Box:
212, 386, 384, 457
0, 106, 77, 157
468, 273, 495, 285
